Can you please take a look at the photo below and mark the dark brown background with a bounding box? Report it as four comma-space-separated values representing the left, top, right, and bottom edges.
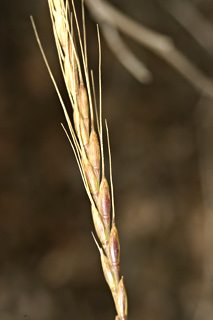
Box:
1, 0, 213, 319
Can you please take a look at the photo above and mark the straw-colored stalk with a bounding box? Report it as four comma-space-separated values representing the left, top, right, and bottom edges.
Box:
34, 0, 128, 319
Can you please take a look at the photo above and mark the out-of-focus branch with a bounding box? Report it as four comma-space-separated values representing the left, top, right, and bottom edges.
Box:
85, 0, 173, 51
101, 24, 152, 83
160, 0, 213, 56
85, 0, 213, 99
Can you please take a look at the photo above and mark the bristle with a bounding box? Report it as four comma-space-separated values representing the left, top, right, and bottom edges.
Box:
105, 120, 115, 221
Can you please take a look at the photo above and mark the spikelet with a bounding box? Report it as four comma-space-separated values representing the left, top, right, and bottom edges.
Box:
77, 83, 89, 133
43, 1, 128, 318
99, 176, 111, 231
91, 204, 108, 251
99, 248, 117, 298
88, 128, 100, 180
116, 278, 128, 320
109, 222, 120, 284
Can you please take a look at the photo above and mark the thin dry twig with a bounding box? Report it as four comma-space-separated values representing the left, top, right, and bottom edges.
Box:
85, 0, 213, 99
32, 0, 128, 319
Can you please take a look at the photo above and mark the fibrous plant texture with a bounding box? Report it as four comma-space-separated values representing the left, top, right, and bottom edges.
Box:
33, 0, 128, 319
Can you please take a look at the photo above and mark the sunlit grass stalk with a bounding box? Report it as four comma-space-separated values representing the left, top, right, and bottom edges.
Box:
33, 0, 128, 318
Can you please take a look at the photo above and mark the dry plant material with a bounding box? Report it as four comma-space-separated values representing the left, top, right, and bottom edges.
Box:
85, 0, 213, 99
32, 0, 128, 319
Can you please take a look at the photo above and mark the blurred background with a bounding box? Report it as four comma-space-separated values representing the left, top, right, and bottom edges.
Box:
1, 0, 213, 319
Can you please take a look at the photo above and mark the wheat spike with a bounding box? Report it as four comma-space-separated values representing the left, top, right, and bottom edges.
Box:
41, 1, 128, 318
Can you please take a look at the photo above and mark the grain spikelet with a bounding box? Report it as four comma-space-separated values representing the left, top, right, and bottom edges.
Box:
32, 1, 128, 318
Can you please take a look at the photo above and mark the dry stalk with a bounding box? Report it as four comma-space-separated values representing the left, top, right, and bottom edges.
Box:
33, 0, 128, 319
